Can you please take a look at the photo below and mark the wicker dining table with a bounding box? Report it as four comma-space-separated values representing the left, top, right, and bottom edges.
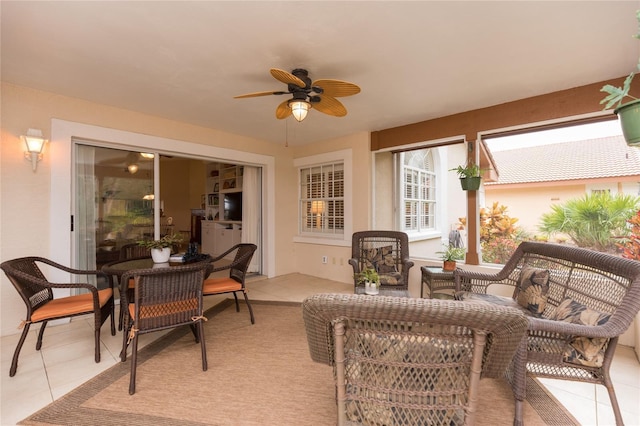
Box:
102, 256, 212, 330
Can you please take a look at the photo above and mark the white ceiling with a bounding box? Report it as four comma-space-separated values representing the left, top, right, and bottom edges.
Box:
2, 1, 638, 146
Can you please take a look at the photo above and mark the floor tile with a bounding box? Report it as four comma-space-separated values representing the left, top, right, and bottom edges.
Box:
1, 273, 638, 426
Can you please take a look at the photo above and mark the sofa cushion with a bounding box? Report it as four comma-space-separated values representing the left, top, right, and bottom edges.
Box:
548, 298, 611, 367
516, 267, 550, 317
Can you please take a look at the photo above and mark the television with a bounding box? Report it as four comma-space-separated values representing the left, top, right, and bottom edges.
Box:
224, 192, 243, 221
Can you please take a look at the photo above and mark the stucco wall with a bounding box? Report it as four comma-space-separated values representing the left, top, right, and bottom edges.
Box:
0, 82, 294, 336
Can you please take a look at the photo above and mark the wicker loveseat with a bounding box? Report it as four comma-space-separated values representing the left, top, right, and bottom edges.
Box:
302, 293, 528, 425
453, 241, 640, 426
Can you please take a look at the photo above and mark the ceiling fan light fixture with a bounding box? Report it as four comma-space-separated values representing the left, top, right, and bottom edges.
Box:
127, 163, 139, 174
289, 100, 310, 122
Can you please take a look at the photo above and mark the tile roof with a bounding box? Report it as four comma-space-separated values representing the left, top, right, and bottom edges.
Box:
485, 136, 640, 185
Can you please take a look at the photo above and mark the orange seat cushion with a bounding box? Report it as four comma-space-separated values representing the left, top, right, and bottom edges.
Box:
203, 277, 242, 295
30, 288, 113, 323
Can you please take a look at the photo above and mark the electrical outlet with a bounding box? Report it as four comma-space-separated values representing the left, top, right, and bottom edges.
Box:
322, 256, 328, 264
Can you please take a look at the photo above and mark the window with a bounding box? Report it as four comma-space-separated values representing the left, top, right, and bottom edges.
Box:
399, 149, 436, 234
481, 120, 633, 264
299, 162, 344, 235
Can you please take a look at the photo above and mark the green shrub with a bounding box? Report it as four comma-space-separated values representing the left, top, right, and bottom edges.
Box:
539, 192, 640, 251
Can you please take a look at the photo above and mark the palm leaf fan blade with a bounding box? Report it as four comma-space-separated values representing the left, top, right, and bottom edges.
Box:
313, 96, 347, 117
312, 79, 361, 97
234, 90, 286, 99
270, 68, 306, 87
275, 100, 292, 119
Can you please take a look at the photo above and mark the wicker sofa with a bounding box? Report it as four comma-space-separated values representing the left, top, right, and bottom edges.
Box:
302, 293, 528, 425
453, 241, 640, 426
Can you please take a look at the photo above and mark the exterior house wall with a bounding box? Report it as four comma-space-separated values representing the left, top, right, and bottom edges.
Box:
484, 184, 586, 237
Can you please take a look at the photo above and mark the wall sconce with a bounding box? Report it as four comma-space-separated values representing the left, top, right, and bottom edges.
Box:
310, 200, 325, 229
21, 128, 47, 172
289, 100, 310, 122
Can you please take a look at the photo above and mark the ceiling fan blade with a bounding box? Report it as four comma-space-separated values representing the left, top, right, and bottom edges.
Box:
313, 95, 347, 117
270, 68, 306, 88
312, 79, 361, 97
234, 90, 287, 99
275, 100, 292, 119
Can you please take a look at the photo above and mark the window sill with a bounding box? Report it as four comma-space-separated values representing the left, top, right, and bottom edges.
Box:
406, 230, 442, 243
293, 235, 350, 247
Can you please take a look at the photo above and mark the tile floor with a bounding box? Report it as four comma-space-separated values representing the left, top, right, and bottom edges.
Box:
2, 273, 639, 425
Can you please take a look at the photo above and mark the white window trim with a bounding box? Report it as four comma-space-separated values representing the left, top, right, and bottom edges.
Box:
50, 118, 277, 277
293, 149, 352, 246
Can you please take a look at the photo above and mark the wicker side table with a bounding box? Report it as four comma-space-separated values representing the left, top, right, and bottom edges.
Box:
420, 266, 456, 299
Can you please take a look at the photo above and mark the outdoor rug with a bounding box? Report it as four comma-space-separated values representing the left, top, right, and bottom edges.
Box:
20, 300, 578, 425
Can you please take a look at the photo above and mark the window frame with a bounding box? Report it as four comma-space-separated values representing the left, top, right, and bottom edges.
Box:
398, 149, 437, 235
294, 149, 352, 246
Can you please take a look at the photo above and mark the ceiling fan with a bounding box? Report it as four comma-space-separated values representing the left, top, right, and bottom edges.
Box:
234, 68, 361, 122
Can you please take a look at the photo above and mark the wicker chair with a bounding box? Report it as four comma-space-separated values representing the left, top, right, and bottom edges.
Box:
203, 243, 257, 324
348, 230, 414, 292
302, 293, 528, 425
120, 261, 210, 394
0, 257, 116, 377
118, 243, 151, 260
454, 241, 640, 426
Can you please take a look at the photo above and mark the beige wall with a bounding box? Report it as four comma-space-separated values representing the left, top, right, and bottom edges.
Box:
0, 82, 377, 336
1, 82, 300, 336
484, 184, 585, 237
159, 158, 204, 236
291, 132, 371, 283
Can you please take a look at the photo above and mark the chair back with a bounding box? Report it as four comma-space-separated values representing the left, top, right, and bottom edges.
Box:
122, 261, 210, 332
227, 243, 257, 285
349, 230, 414, 289
1, 257, 53, 315
303, 294, 528, 426
119, 243, 151, 260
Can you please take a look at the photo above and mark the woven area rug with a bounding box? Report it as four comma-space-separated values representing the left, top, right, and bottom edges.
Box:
20, 300, 578, 426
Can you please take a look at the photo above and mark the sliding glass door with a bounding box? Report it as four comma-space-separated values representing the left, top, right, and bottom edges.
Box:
75, 144, 155, 270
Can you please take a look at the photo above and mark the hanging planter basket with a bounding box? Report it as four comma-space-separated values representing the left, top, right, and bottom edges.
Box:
459, 177, 481, 191
615, 99, 640, 147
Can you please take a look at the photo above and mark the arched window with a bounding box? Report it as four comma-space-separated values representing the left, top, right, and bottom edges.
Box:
400, 149, 436, 233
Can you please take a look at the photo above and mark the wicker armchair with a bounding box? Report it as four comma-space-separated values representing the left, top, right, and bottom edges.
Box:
203, 243, 257, 324
454, 241, 640, 426
302, 293, 528, 425
348, 230, 414, 292
120, 261, 210, 394
0, 257, 116, 377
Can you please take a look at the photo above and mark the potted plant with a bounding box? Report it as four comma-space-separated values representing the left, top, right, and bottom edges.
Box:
355, 268, 380, 295
450, 163, 486, 191
600, 10, 640, 146
137, 234, 183, 263
437, 244, 466, 271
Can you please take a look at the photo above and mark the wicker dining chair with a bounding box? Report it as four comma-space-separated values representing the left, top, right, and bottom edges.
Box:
0, 256, 116, 377
203, 243, 257, 324
120, 261, 210, 394
118, 243, 151, 260
302, 293, 528, 426
348, 230, 414, 293
454, 241, 640, 426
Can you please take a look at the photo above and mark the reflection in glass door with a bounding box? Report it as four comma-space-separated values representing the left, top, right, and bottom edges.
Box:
75, 144, 155, 270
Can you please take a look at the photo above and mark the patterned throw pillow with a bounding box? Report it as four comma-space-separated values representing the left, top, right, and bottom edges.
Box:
516, 267, 550, 317
361, 245, 401, 285
548, 298, 611, 367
